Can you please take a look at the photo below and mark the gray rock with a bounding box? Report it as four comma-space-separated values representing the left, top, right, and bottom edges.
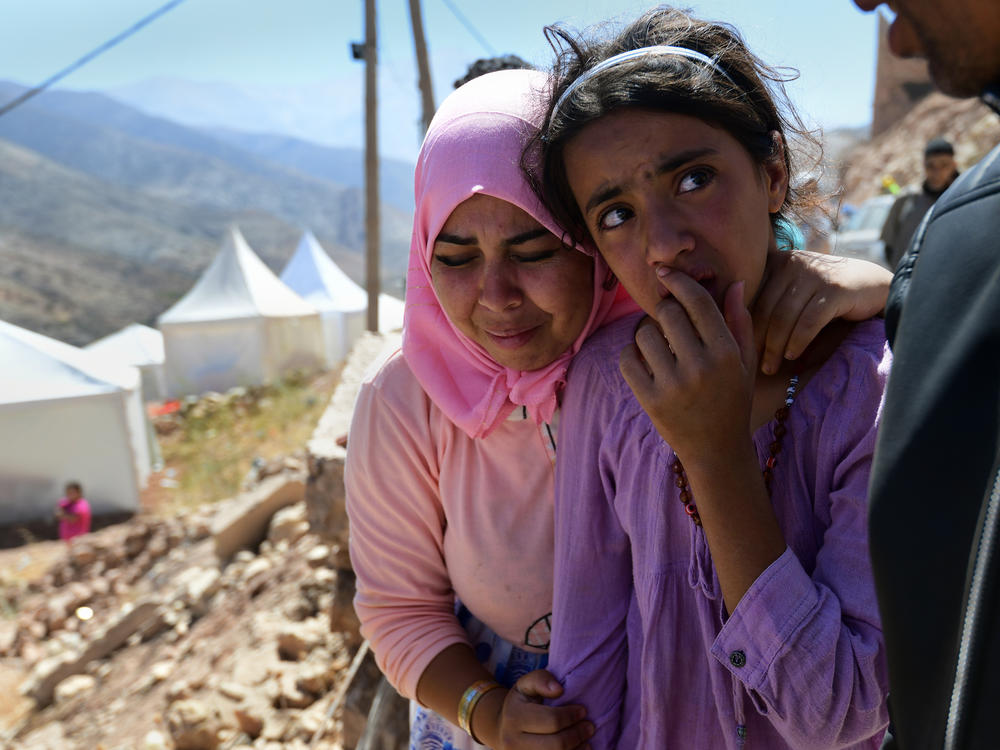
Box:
213, 476, 307, 561
22, 599, 159, 706
166, 698, 222, 750
53, 673, 96, 703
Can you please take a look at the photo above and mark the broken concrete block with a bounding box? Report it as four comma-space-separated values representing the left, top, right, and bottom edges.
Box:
213, 476, 306, 561
166, 698, 222, 750
53, 673, 96, 703
22, 599, 159, 707
267, 503, 309, 545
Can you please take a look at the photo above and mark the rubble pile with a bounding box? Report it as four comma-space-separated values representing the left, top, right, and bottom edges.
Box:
1, 487, 388, 749
1, 333, 408, 750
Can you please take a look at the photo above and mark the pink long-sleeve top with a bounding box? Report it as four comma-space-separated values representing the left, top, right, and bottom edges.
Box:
550, 315, 891, 749
345, 350, 556, 699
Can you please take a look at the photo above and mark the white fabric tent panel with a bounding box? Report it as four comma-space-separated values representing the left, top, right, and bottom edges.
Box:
318, 308, 367, 368
260, 315, 325, 379
85, 324, 164, 368
136, 363, 168, 403
318, 312, 349, 368
161, 318, 266, 398
1, 320, 140, 404
280, 232, 368, 313
160, 227, 317, 324
378, 294, 405, 332
121, 385, 152, 493
0, 393, 140, 523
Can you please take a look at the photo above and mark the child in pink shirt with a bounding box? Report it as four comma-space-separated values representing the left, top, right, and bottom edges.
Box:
56, 481, 91, 541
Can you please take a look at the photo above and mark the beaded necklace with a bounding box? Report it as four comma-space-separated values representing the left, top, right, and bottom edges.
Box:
671, 374, 800, 526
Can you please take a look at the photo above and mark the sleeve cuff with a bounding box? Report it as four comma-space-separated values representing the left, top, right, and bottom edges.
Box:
710, 547, 818, 690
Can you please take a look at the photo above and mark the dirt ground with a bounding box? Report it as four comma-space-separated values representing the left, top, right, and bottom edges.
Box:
0, 370, 398, 749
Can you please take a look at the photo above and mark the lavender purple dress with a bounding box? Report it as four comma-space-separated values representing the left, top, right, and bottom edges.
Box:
549, 314, 892, 749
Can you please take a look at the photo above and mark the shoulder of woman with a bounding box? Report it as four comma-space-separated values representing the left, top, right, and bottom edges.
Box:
364, 349, 430, 402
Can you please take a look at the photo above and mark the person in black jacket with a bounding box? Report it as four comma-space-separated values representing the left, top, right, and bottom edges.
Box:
850, 1, 1000, 748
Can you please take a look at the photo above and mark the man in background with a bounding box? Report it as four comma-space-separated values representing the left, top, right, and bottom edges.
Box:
849, 0, 1000, 748
452, 54, 530, 88
880, 137, 959, 268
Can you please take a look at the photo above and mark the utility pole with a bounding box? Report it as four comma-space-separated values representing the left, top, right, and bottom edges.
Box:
361, 0, 380, 332
408, 0, 435, 133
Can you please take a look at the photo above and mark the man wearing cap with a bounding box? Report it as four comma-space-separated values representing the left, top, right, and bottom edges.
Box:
848, 0, 1000, 748
879, 137, 959, 268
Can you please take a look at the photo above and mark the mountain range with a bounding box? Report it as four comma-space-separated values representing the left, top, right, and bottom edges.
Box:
0, 80, 415, 346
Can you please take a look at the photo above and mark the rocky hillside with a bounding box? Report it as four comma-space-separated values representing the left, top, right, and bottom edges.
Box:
0, 81, 413, 346
841, 92, 1000, 205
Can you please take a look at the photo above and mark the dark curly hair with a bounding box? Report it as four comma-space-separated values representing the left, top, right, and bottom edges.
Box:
527, 6, 822, 247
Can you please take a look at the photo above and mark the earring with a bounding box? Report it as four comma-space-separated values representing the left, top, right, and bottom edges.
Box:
602, 268, 618, 291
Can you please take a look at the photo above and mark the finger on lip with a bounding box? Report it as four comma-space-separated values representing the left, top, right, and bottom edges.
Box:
656, 268, 714, 297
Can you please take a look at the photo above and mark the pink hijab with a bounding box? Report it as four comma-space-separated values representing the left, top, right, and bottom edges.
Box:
402, 69, 636, 439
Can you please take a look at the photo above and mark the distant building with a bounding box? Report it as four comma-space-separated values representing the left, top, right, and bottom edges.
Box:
872, 15, 934, 136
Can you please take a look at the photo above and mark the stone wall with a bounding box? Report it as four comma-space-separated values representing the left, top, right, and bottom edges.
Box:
305, 332, 401, 569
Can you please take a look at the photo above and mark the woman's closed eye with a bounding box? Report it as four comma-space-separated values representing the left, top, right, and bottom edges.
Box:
433, 253, 477, 268
512, 249, 559, 263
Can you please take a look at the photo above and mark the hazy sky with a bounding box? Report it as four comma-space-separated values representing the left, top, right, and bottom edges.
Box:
0, 1, 884, 160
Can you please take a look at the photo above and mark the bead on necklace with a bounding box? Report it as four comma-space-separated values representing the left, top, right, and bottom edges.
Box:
671, 374, 800, 526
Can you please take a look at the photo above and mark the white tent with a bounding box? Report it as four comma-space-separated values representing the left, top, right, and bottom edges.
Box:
279, 231, 405, 367
158, 227, 325, 398
0, 320, 152, 524
85, 323, 167, 403
378, 292, 405, 333
280, 231, 367, 367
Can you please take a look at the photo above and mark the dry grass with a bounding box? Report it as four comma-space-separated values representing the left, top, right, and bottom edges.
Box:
147, 368, 341, 515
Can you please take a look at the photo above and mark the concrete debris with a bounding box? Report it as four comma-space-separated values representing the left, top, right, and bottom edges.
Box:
212, 476, 306, 562
2, 332, 411, 750
165, 699, 222, 750
53, 674, 96, 703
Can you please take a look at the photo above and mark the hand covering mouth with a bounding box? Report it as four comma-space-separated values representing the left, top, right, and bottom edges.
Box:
656, 268, 717, 299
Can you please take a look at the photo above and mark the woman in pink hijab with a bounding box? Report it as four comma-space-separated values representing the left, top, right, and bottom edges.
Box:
345, 69, 891, 750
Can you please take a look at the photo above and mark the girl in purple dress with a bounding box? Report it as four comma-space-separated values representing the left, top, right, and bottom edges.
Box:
535, 8, 891, 748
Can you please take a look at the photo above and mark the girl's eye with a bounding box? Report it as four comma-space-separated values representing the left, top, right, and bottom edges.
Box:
597, 206, 633, 231
679, 168, 714, 194
433, 254, 475, 268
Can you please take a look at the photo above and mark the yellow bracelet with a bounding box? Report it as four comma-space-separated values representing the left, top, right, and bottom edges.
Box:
457, 678, 503, 742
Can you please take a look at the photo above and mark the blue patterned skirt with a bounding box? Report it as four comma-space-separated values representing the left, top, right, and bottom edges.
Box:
409, 603, 549, 749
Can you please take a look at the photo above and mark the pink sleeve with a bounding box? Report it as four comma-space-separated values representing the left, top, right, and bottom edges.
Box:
344, 363, 469, 699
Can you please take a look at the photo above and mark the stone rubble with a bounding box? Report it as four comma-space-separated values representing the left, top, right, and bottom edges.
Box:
1, 333, 409, 750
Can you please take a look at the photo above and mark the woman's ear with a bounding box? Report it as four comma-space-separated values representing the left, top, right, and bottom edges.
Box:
763, 131, 789, 214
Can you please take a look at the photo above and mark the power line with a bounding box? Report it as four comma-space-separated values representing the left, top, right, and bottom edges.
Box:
438, 0, 497, 57
0, 0, 190, 118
